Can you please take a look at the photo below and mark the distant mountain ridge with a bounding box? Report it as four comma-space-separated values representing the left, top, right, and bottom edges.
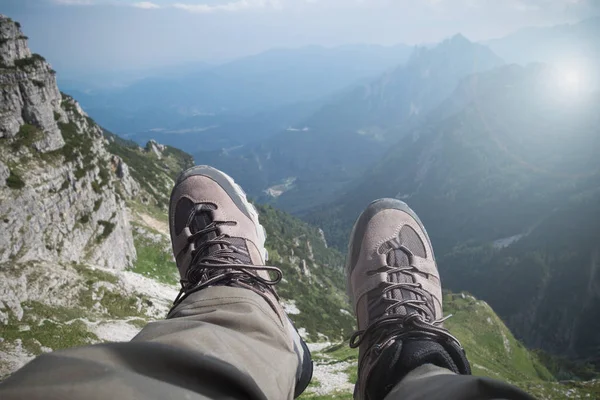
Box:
197, 34, 504, 213
310, 61, 600, 366
69, 43, 414, 140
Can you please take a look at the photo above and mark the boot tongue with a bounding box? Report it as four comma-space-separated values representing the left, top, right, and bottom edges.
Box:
190, 205, 221, 258
379, 226, 435, 319
190, 205, 251, 265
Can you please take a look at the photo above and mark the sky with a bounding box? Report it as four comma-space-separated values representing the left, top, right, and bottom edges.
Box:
1, 0, 599, 73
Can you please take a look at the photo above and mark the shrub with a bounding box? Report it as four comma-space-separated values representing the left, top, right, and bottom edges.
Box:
11, 124, 42, 151
74, 168, 86, 180
98, 166, 110, 185
93, 199, 103, 212
91, 181, 102, 194
6, 169, 25, 189
97, 220, 115, 242
14, 54, 46, 69
59, 121, 92, 163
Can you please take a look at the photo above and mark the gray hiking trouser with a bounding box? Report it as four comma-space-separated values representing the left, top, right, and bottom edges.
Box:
0, 286, 535, 400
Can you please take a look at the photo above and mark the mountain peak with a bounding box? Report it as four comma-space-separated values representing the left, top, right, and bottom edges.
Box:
0, 14, 32, 68
448, 33, 471, 44
408, 32, 503, 69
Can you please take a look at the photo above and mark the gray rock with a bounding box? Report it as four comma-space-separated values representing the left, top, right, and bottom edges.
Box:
0, 161, 8, 187
0, 16, 32, 67
0, 18, 136, 269
147, 139, 165, 159
0, 16, 64, 151
111, 155, 140, 197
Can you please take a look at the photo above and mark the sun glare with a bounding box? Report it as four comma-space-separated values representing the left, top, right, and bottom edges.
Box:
564, 70, 581, 87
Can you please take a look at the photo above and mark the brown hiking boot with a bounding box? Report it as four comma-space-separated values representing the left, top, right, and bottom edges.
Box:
169, 166, 313, 397
346, 199, 470, 400
168, 165, 283, 314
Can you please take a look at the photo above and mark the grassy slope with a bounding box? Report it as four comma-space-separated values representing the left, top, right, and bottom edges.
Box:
257, 204, 355, 341
110, 140, 599, 399
301, 293, 600, 399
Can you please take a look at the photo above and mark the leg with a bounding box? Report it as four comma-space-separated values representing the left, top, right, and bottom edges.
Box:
346, 199, 535, 400
0, 166, 312, 400
383, 364, 535, 400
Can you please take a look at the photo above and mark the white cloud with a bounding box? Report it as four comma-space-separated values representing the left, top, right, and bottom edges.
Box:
132, 2, 161, 9
173, 0, 281, 13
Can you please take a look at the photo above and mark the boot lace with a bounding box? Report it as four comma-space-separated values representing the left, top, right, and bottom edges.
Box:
172, 204, 283, 307
349, 244, 462, 350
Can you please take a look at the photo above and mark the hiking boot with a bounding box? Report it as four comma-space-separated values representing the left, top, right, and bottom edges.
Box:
169, 165, 312, 397
346, 199, 471, 400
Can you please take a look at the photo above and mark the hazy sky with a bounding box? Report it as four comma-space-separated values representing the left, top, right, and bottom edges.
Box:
1, 0, 599, 73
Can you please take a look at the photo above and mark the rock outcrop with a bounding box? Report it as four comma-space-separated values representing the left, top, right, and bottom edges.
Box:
111, 155, 140, 197
0, 15, 65, 152
0, 16, 135, 269
147, 140, 165, 159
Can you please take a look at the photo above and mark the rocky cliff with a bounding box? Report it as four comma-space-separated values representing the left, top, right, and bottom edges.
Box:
0, 15, 188, 375
0, 15, 135, 269
0, 16, 64, 152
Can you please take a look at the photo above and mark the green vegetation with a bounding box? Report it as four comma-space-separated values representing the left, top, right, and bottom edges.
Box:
131, 229, 179, 285
443, 293, 553, 383
0, 263, 150, 373
93, 199, 103, 212
299, 292, 599, 399
60, 93, 77, 111
58, 120, 92, 163
13, 53, 46, 69
73, 265, 149, 319
6, 169, 25, 189
258, 204, 355, 341
0, 301, 99, 355
32, 79, 45, 88
96, 220, 115, 242
72, 263, 119, 285
97, 165, 111, 186
11, 124, 43, 151
105, 131, 194, 208
79, 214, 90, 224
91, 180, 102, 193
442, 194, 600, 367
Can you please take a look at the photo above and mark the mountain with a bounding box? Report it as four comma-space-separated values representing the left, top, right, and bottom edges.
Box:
68, 44, 414, 143
0, 14, 352, 378
2, 15, 599, 399
486, 17, 600, 89
305, 293, 600, 400
197, 35, 504, 213
311, 62, 600, 366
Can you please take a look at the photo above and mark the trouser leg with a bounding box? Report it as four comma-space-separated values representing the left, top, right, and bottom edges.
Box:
0, 286, 298, 400
382, 364, 536, 400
